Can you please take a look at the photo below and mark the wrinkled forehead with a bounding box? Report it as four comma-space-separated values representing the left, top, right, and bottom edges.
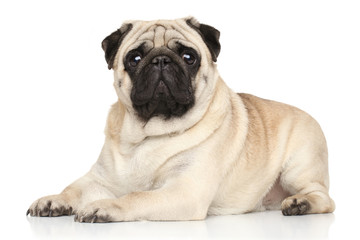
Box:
138, 25, 187, 49
122, 21, 201, 55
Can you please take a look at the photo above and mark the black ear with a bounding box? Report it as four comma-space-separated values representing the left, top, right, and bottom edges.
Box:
186, 18, 221, 62
101, 23, 133, 69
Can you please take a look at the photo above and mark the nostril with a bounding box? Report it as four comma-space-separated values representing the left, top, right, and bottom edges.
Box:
152, 55, 172, 65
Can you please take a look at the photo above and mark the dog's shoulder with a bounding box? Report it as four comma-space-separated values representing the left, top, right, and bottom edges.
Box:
238, 93, 306, 118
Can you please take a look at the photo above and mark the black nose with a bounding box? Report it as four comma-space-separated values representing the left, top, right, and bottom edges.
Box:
152, 55, 172, 68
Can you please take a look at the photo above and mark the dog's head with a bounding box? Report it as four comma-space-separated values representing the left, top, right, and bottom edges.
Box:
102, 17, 220, 121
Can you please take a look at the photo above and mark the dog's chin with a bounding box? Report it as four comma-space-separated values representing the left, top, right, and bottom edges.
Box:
132, 82, 194, 121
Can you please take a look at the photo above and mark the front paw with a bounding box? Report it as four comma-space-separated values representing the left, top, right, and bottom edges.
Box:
27, 194, 73, 217
74, 200, 116, 223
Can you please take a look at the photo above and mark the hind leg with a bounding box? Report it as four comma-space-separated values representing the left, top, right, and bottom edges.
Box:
281, 191, 334, 216
280, 132, 335, 215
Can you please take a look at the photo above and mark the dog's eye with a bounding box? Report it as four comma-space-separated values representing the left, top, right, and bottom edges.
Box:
130, 55, 142, 67
182, 53, 196, 65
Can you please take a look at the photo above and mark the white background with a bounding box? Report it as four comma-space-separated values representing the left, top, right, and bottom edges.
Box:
0, 0, 359, 239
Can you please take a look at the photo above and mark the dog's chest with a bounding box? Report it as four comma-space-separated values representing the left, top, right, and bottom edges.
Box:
110, 138, 179, 195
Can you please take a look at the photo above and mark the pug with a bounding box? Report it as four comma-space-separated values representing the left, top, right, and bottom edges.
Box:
27, 17, 335, 223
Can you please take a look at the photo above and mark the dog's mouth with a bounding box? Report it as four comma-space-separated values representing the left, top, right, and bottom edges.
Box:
155, 80, 170, 100
131, 79, 194, 121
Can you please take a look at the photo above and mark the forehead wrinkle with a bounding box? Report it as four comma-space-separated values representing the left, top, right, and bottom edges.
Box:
135, 24, 187, 49
138, 31, 154, 41
154, 25, 165, 48
127, 40, 153, 53
164, 29, 186, 43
